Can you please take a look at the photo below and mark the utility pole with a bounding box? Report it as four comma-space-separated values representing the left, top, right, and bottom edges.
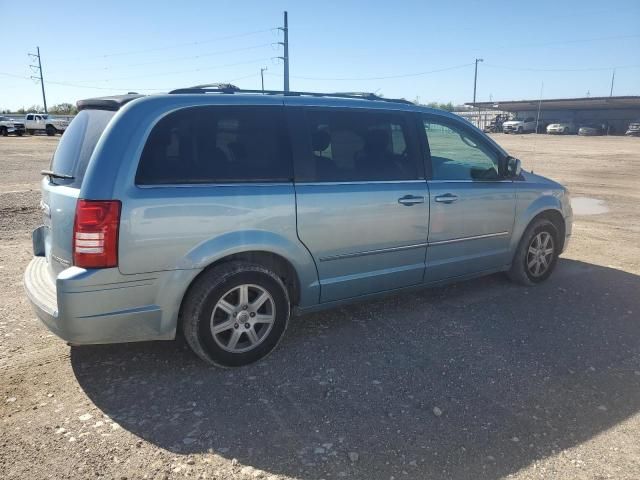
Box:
609, 69, 616, 97
472, 58, 483, 105
28, 46, 47, 113
277, 11, 290, 92
473, 58, 483, 127
260, 67, 267, 93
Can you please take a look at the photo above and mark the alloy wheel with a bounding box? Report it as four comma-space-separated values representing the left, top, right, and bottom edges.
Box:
210, 284, 276, 353
526, 231, 555, 277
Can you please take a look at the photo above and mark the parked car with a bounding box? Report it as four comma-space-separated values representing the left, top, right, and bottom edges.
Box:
625, 119, 640, 136
0, 115, 26, 136
547, 122, 576, 135
24, 113, 69, 136
502, 116, 537, 134
24, 88, 573, 367
578, 124, 606, 136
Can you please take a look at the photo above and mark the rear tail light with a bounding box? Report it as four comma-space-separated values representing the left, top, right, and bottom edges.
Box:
73, 200, 121, 268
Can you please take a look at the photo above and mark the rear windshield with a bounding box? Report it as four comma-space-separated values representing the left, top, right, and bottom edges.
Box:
50, 109, 115, 187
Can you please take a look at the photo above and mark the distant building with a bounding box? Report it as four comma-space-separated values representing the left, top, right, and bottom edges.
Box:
465, 96, 640, 134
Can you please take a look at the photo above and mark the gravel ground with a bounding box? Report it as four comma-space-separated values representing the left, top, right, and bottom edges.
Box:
1, 134, 639, 480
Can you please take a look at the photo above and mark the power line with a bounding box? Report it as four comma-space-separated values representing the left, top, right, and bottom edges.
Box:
49, 28, 276, 62
484, 63, 640, 73
49, 42, 276, 73
267, 63, 474, 81
505, 33, 640, 50
72, 57, 273, 83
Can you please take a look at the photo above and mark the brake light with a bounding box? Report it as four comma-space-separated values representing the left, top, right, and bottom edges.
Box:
73, 200, 121, 268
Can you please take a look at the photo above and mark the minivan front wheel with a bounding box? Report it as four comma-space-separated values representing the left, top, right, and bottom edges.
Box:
508, 218, 559, 286
182, 261, 290, 367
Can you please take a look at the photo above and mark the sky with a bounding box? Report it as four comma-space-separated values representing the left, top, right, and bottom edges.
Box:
1, 0, 639, 111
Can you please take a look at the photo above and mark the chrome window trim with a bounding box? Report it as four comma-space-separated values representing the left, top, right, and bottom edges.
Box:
295, 180, 427, 187
136, 182, 294, 189
427, 179, 513, 184
428, 231, 510, 246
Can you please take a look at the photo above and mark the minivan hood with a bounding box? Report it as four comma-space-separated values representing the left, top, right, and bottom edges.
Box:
521, 170, 563, 189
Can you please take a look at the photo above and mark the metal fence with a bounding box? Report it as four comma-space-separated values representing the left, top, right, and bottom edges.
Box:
454, 110, 509, 130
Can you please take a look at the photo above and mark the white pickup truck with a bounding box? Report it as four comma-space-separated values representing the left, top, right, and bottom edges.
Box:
24, 113, 69, 136
502, 116, 537, 134
0, 116, 26, 136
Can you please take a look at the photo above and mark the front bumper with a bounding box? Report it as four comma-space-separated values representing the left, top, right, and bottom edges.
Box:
503, 125, 521, 133
562, 214, 573, 253
24, 256, 178, 344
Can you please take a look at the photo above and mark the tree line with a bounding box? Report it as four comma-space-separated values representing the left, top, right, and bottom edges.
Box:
1, 103, 78, 115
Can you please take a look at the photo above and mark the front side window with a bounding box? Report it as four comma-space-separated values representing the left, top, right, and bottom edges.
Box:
297, 109, 420, 182
136, 106, 291, 185
26, 115, 34, 120
423, 118, 500, 181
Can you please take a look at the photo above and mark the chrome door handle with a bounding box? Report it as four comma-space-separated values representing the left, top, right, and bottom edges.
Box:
434, 193, 459, 204
398, 195, 425, 206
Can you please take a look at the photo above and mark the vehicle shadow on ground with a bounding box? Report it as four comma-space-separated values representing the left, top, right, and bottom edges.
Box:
71, 259, 640, 479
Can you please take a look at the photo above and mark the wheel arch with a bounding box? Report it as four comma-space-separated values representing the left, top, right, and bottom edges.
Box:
176, 250, 304, 333
515, 208, 566, 256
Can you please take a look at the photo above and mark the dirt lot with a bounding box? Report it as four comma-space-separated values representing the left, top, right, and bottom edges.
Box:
1, 134, 639, 480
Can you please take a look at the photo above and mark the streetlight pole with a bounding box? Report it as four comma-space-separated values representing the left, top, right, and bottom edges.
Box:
260, 67, 267, 93
473, 58, 483, 128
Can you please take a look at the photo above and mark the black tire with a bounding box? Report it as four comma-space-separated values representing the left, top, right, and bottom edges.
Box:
27, 129, 35, 135
182, 261, 290, 367
517, 127, 523, 134
16, 131, 24, 136
46, 125, 56, 136
507, 218, 560, 286
0, 127, 7, 137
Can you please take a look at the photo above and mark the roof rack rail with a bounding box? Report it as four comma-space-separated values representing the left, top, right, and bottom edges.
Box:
167, 86, 414, 105
170, 83, 240, 94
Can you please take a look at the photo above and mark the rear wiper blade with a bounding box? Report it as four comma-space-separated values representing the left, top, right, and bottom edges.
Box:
41, 170, 74, 180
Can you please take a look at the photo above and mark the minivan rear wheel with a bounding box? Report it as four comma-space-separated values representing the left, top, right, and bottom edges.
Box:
182, 261, 290, 367
507, 218, 560, 286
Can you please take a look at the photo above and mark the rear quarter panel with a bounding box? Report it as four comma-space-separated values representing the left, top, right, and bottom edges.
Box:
117, 184, 320, 307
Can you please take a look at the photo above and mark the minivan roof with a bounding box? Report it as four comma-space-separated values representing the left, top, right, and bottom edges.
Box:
76, 89, 416, 112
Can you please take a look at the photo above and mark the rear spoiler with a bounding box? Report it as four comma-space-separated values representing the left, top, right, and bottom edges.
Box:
76, 94, 145, 112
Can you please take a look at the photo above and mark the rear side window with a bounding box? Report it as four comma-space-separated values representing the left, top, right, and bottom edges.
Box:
136, 106, 291, 184
50, 109, 115, 187
296, 108, 420, 182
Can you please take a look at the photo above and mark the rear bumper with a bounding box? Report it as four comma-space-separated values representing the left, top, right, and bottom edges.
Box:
23, 257, 191, 344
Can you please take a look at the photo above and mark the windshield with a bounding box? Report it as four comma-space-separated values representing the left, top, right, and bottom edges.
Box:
49, 109, 115, 187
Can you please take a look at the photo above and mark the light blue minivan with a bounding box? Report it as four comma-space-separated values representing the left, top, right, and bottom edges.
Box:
24, 87, 572, 366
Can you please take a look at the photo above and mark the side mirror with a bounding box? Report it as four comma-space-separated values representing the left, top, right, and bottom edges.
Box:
507, 156, 522, 177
